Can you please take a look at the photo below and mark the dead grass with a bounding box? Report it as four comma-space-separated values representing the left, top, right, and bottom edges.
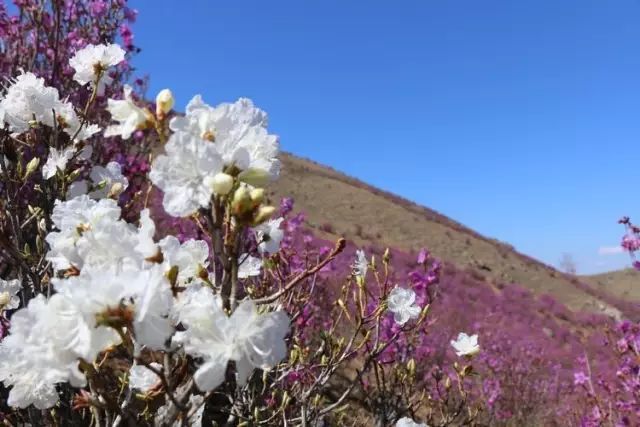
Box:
582, 268, 640, 301
270, 152, 628, 314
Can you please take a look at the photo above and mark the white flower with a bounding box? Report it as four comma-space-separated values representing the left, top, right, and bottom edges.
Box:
450, 332, 480, 357
0, 72, 62, 133
228, 300, 289, 386
352, 249, 368, 278
135, 209, 159, 259
50, 195, 121, 233
129, 363, 161, 392
45, 195, 122, 270
66, 180, 89, 198
158, 236, 209, 283
53, 264, 175, 353
155, 393, 205, 427
396, 417, 428, 427
71, 121, 101, 142
45, 195, 159, 272
170, 96, 280, 179
69, 43, 125, 94
0, 72, 99, 141
45, 196, 173, 275
0, 295, 91, 409
42, 147, 75, 180
149, 130, 223, 217
131, 266, 174, 350
53, 265, 131, 323
104, 85, 151, 139
173, 287, 289, 391
54, 101, 101, 142
88, 161, 129, 199
254, 217, 284, 255
238, 254, 262, 279
0, 277, 21, 310
387, 286, 421, 325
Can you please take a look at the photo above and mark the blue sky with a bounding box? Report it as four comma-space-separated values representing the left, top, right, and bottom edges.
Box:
130, 0, 640, 274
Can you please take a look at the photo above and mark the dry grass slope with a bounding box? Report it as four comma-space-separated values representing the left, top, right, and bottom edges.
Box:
271, 152, 628, 314
583, 268, 640, 301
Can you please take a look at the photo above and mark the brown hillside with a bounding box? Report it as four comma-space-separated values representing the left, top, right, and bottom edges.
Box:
270, 152, 627, 315
583, 268, 640, 301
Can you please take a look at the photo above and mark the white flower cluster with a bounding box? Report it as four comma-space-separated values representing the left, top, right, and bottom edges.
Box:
123, 94, 281, 217
173, 286, 289, 391
66, 160, 129, 199
0, 42, 291, 412
0, 194, 289, 408
170, 96, 280, 179
0, 43, 127, 183
0, 72, 99, 141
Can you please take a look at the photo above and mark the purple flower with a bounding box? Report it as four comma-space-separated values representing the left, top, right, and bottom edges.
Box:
574, 371, 590, 386
417, 248, 429, 265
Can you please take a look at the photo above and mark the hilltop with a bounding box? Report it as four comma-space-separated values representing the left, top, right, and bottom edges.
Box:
270, 152, 637, 318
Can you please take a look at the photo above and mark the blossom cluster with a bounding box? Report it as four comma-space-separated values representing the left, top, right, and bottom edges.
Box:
0, 31, 292, 422
1, 2, 637, 426
618, 216, 640, 270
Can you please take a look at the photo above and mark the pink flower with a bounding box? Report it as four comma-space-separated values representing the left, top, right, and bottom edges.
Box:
574, 371, 589, 386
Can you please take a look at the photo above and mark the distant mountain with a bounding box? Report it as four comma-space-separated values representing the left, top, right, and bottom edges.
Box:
271, 152, 637, 318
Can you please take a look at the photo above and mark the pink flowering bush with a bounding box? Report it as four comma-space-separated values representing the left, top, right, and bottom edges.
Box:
618, 217, 640, 271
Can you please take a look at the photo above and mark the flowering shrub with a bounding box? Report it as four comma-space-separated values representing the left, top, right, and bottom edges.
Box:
0, 2, 476, 426
618, 216, 640, 271
1, 2, 639, 427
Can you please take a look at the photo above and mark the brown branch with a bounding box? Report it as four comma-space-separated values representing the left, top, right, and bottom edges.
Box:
254, 238, 346, 305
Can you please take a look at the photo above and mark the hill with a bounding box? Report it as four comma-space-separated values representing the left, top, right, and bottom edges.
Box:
270, 152, 636, 318
583, 268, 640, 301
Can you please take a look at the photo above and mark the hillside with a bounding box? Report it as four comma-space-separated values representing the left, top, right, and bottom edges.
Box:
583, 268, 640, 301
270, 152, 634, 317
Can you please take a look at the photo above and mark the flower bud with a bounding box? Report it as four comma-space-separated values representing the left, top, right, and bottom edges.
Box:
38, 218, 47, 234
231, 185, 253, 215
0, 292, 10, 310
94, 179, 108, 190
67, 168, 82, 182
209, 172, 234, 196
407, 358, 416, 378
24, 157, 40, 179
36, 234, 44, 253
249, 187, 264, 205
252, 205, 275, 225
238, 168, 270, 187
462, 364, 473, 376
155, 89, 174, 118
108, 182, 125, 199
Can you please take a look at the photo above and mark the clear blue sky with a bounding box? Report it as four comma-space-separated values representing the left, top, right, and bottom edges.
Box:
130, 0, 640, 274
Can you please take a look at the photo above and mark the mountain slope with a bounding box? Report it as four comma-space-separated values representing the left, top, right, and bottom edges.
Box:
270, 152, 631, 315
583, 268, 640, 301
